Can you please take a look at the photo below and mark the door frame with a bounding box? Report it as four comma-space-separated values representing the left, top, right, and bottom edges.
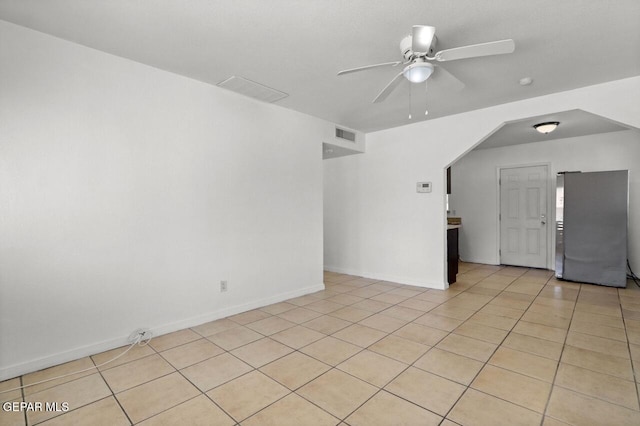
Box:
495, 162, 553, 269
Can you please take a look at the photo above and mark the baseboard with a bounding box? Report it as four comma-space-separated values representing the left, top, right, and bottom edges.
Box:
324, 265, 446, 290
459, 257, 499, 266
0, 282, 325, 382
149, 282, 325, 338
0, 335, 138, 383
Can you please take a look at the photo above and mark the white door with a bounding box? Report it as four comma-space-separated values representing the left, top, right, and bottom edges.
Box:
500, 165, 548, 268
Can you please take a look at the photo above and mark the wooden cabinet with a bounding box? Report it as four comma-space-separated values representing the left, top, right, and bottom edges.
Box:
447, 227, 459, 284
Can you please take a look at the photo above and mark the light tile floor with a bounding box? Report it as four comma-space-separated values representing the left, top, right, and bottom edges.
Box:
2, 263, 640, 425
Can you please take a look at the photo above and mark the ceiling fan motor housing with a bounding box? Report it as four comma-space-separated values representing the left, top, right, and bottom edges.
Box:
400, 35, 437, 60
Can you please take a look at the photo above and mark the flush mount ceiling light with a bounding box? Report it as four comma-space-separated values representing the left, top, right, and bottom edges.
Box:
403, 61, 434, 83
534, 121, 560, 134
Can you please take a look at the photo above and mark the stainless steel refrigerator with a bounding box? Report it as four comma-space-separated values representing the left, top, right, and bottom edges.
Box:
555, 170, 628, 287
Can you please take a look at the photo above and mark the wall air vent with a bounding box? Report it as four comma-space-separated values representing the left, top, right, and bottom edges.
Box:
335, 127, 356, 142
217, 76, 288, 103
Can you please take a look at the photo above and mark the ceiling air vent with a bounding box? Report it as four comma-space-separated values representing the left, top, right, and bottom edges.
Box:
217, 76, 288, 103
335, 127, 356, 142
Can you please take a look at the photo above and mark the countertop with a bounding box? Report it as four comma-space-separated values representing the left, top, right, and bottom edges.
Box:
447, 224, 462, 230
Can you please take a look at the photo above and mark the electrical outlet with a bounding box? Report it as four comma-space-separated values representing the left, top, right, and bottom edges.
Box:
220, 280, 228, 292
128, 328, 151, 344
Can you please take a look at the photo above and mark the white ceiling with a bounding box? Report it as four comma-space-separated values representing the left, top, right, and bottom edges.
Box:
1, 0, 639, 133
475, 109, 634, 150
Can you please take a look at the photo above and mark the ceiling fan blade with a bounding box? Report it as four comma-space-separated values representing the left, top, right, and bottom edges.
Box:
412, 25, 436, 53
432, 65, 465, 91
373, 72, 405, 103
337, 61, 401, 76
435, 39, 515, 62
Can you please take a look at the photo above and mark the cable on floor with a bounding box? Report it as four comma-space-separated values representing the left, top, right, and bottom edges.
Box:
0, 329, 153, 395
628, 259, 640, 288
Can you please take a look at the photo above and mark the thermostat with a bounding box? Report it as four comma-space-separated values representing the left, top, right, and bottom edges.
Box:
416, 182, 432, 193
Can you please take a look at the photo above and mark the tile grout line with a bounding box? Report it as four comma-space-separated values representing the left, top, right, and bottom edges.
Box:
19, 364, 132, 425
24, 351, 133, 425
540, 279, 582, 424
12, 264, 630, 425
438, 264, 524, 418
618, 286, 640, 411
439, 266, 551, 423
84, 276, 402, 424
397, 263, 512, 421
167, 352, 239, 425
95, 338, 226, 425
21, 375, 27, 426
89, 352, 135, 426
276, 272, 471, 423
547, 286, 640, 414
289, 273, 481, 423
170, 339, 299, 425
112, 341, 193, 425
348, 268, 640, 421
2, 266, 521, 424
178, 310, 382, 425
327, 265, 544, 423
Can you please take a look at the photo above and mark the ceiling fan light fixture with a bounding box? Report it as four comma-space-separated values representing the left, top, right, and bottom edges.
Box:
533, 121, 560, 134
403, 62, 434, 83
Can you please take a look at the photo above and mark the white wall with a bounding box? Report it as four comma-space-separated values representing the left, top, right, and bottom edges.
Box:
0, 21, 329, 380
449, 131, 640, 270
324, 76, 640, 289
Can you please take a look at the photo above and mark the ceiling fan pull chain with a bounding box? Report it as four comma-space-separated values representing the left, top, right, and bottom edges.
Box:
424, 81, 429, 116
408, 82, 412, 119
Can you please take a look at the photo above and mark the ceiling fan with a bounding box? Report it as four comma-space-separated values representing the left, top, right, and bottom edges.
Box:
337, 25, 515, 104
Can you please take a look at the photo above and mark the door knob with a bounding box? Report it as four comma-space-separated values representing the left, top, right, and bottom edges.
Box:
541, 214, 546, 225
